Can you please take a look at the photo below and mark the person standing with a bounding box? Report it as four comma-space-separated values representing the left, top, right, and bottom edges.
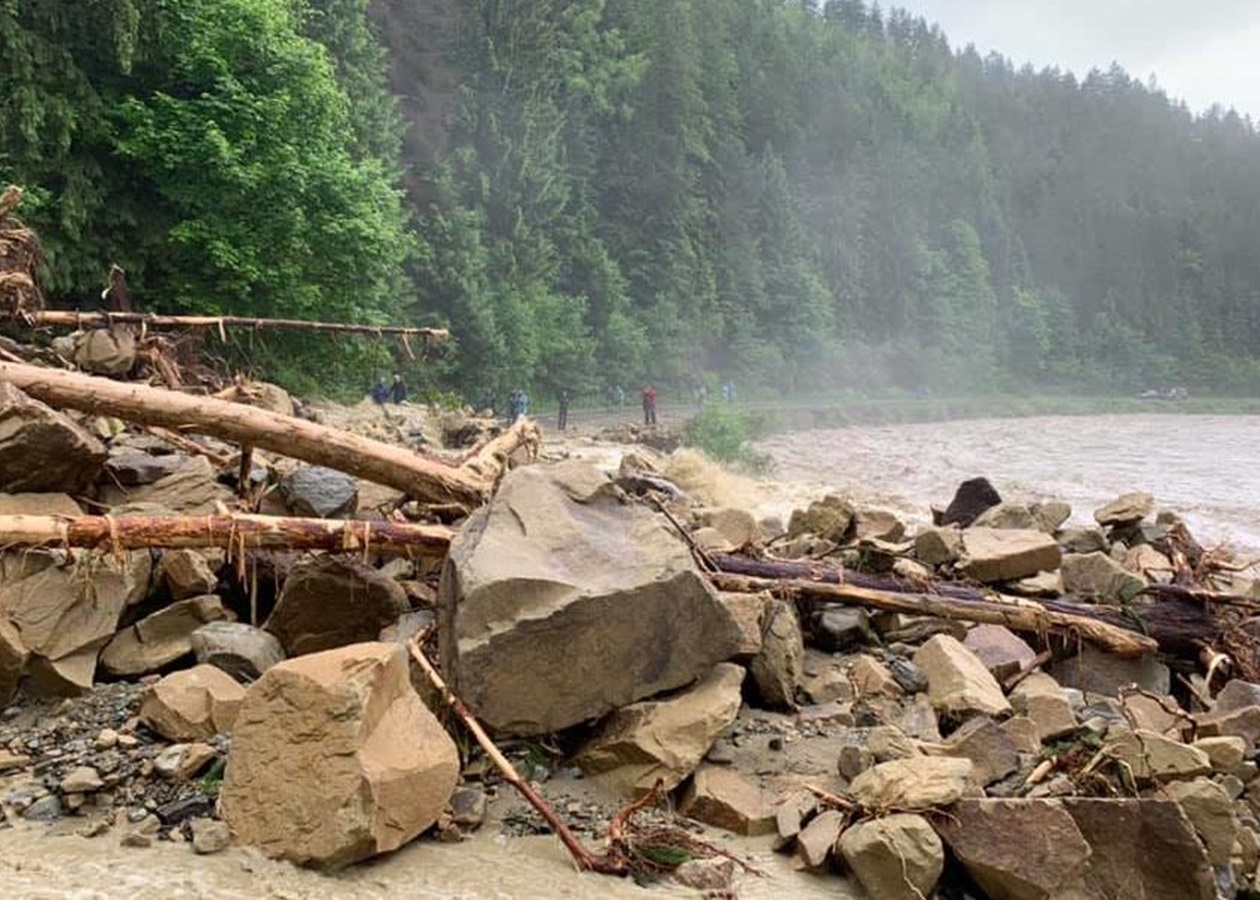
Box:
557, 388, 571, 431
390, 373, 408, 404
641, 383, 657, 426
370, 377, 389, 406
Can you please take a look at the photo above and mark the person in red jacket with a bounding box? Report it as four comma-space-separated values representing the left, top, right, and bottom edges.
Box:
641, 383, 657, 426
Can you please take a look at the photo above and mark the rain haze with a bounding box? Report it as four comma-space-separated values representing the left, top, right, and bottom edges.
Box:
892, 0, 1260, 118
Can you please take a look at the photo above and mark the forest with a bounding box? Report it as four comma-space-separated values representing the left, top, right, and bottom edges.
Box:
4, 0, 1260, 401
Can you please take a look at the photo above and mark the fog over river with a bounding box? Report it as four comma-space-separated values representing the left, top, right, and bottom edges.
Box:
756, 413, 1260, 558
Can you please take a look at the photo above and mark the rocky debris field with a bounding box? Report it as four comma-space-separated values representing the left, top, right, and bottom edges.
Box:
3, 359, 1260, 898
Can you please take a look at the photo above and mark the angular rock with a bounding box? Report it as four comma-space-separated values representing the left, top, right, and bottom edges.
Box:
933, 717, 1019, 786
1123, 544, 1174, 583
811, 607, 873, 652
281, 466, 359, 519
101, 455, 230, 515
1105, 729, 1211, 782
838, 814, 944, 900
1058, 527, 1108, 554
787, 495, 854, 542
1195, 704, 1260, 745
850, 757, 974, 813
267, 557, 409, 658
100, 595, 228, 676
936, 798, 1091, 900
73, 325, 136, 375
796, 809, 844, 868
962, 624, 1036, 681
449, 787, 488, 829
914, 634, 1011, 719
440, 462, 742, 735
1191, 735, 1246, 772
1001, 716, 1043, 754
190, 621, 285, 681
973, 502, 1039, 531
959, 527, 1061, 584
1094, 492, 1154, 527
698, 507, 762, 547
1010, 673, 1077, 742
852, 508, 905, 542
0, 617, 26, 707
1060, 552, 1147, 602
59, 765, 104, 794
1214, 679, 1260, 713
191, 817, 231, 855
0, 383, 106, 493
159, 550, 219, 601
152, 742, 216, 780
749, 598, 803, 710
1163, 778, 1237, 865
140, 664, 245, 741
1120, 692, 1182, 736
0, 548, 151, 695
0, 492, 82, 516
679, 764, 776, 835
220, 642, 459, 868
1063, 798, 1214, 900
1048, 644, 1171, 696
105, 451, 185, 487
914, 526, 963, 566
941, 477, 1002, 528
1031, 500, 1071, 534
850, 656, 904, 699
575, 663, 744, 796
718, 592, 767, 657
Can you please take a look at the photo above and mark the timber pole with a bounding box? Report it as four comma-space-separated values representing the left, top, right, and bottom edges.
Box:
11, 310, 450, 342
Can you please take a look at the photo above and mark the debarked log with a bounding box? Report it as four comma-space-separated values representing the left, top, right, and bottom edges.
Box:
12, 310, 450, 342
0, 513, 453, 558
0, 362, 497, 508
709, 572, 1160, 657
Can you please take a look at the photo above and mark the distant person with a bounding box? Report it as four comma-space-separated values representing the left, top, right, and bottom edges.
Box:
557, 388, 571, 431
721, 380, 733, 403
520, 389, 530, 418
615, 384, 626, 407
508, 389, 523, 422
370, 377, 389, 406
641, 383, 657, 426
390, 373, 408, 404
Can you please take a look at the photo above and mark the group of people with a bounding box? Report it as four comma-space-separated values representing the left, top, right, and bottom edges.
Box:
369, 374, 408, 405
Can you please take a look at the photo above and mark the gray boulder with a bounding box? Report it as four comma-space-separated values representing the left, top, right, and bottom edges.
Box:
280, 466, 359, 519
191, 621, 285, 681
439, 461, 742, 736
0, 383, 106, 493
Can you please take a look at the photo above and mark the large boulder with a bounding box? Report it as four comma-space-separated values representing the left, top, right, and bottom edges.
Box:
104, 449, 185, 487
101, 456, 231, 514
1094, 492, 1154, 527
219, 643, 459, 868
941, 477, 1002, 527
100, 595, 228, 676
1048, 644, 1170, 696
963, 624, 1036, 681
748, 597, 803, 710
1060, 552, 1146, 602
73, 325, 137, 375
190, 621, 285, 681
0, 548, 151, 695
0, 492, 82, 516
0, 383, 106, 493
0, 617, 27, 707
838, 814, 944, 900
266, 557, 409, 658
850, 757, 974, 813
914, 634, 1011, 719
140, 664, 245, 741
280, 466, 359, 519
787, 494, 854, 542
440, 462, 742, 735
1009, 672, 1077, 742
958, 528, 1061, 584
936, 799, 1091, 900
574, 663, 744, 796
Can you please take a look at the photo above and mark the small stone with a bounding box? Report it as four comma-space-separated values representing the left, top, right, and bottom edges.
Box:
153, 743, 217, 780
1010, 673, 1077, 742
674, 857, 735, 892
59, 766, 104, 794
449, 787, 487, 829
121, 830, 152, 848
95, 729, 120, 751
850, 656, 903, 699
23, 795, 63, 821
191, 818, 231, 854
78, 819, 111, 838
0, 750, 31, 773
962, 625, 1036, 681
1192, 735, 1247, 772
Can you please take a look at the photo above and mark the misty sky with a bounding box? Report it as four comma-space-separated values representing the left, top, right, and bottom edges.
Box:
890, 0, 1260, 119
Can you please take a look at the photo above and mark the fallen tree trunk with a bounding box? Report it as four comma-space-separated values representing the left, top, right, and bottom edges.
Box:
709, 572, 1160, 657
0, 513, 452, 559
0, 362, 502, 508
12, 310, 450, 342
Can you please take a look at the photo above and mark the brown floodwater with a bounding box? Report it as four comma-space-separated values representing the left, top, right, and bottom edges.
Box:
757, 413, 1260, 557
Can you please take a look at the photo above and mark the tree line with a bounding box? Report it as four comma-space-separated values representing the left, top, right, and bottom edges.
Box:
5, 0, 1260, 400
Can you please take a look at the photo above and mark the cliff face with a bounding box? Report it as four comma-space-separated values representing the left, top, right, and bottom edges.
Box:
368, 0, 462, 207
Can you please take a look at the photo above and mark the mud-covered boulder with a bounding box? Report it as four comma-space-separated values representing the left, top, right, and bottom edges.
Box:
220, 643, 459, 868
0, 383, 106, 493
0, 548, 151, 695
440, 462, 742, 736
140, 664, 245, 741
267, 557, 409, 658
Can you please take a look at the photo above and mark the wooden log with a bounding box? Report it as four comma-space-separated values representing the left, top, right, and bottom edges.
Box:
709, 572, 1160, 657
0, 361, 490, 508
14, 309, 449, 341
0, 513, 453, 558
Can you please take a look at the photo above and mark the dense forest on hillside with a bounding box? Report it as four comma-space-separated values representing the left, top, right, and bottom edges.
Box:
5, 0, 1260, 400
